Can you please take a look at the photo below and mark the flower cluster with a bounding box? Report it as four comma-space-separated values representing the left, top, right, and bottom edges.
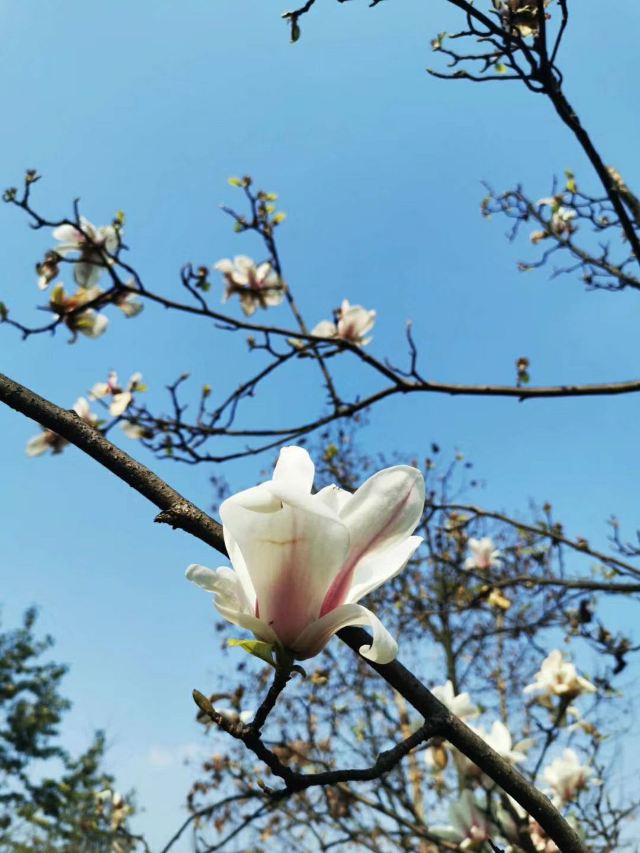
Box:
36, 216, 142, 340
312, 299, 376, 347
214, 255, 284, 316
187, 445, 424, 663
530, 196, 577, 244
464, 537, 502, 571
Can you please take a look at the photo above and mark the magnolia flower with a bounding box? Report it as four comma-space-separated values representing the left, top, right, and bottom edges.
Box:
431, 791, 495, 850
216, 707, 255, 724
431, 680, 479, 720
543, 748, 591, 806
457, 721, 532, 784
113, 289, 144, 318
312, 299, 376, 346
214, 255, 284, 316
90, 371, 144, 417
52, 216, 119, 288
187, 446, 424, 663
464, 537, 501, 571
476, 720, 531, 765
26, 397, 98, 457
524, 649, 596, 700
49, 282, 108, 339
531, 197, 577, 244
120, 420, 149, 440
529, 818, 560, 853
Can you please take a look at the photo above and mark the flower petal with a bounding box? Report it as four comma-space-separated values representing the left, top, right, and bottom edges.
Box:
320, 465, 424, 614
220, 498, 350, 648
186, 564, 276, 644
291, 602, 398, 663
344, 535, 422, 604
271, 446, 315, 494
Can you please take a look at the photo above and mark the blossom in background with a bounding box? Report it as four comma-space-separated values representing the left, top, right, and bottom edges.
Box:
312, 299, 376, 346
36, 251, 60, 290
432, 680, 479, 720
531, 197, 577, 244
543, 748, 591, 806
26, 397, 98, 457
90, 371, 145, 417
214, 255, 284, 316
112, 284, 144, 318
474, 720, 532, 766
49, 282, 108, 339
431, 790, 495, 850
523, 649, 596, 700
464, 537, 502, 571
529, 818, 560, 853
187, 445, 424, 663
120, 420, 149, 440
52, 216, 119, 288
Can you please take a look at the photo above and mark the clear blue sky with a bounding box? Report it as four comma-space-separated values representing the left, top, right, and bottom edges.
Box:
1, 1, 640, 848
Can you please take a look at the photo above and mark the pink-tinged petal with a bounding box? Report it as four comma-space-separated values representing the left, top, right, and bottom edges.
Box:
53, 223, 83, 245
220, 498, 349, 648
291, 603, 398, 663
222, 527, 257, 610
272, 446, 315, 494
344, 535, 422, 604
320, 465, 424, 614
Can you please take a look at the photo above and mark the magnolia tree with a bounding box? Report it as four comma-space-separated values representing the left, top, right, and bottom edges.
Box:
1, 1, 640, 851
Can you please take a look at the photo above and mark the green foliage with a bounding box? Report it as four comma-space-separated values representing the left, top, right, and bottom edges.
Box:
0, 608, 137, 852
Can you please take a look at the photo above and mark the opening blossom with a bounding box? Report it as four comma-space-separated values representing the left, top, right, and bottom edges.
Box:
52, 216, 119, 288
432, 680, 479, 720
49, 282, 108, 339
464, 537, 502, 571
523, 649, 596, 700
543, 748, 592, 807
26, 397, 98, 457
312, 299, 376, 346
90, 371, 145, 417
531, 197, 577, 244
214, 255, 284, 316
187, 446, 424, 664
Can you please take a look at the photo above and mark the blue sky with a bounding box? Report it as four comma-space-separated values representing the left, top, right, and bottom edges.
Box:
1, 0, 640, 848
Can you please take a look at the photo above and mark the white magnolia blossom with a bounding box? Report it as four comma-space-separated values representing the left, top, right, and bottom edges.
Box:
214, 255, 284, 316
113, 287, 144, 318
531, 197, 577, 244
216, 707, 255, 724
475, 720, 532, 765
543, 748, 591, 806
26, 397, 98, 457
431, 790, 495, 850
120, 420, 148, 440
187, 446, 424, 663
90, 371, 144, 417
49, 282, 109, 339
523, 649, 596, 700
529, 818, 560, 853
52, 216, 119, 288
312, 299, 376, 346
464, 537, 502, 571
431, 680, 479, 720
